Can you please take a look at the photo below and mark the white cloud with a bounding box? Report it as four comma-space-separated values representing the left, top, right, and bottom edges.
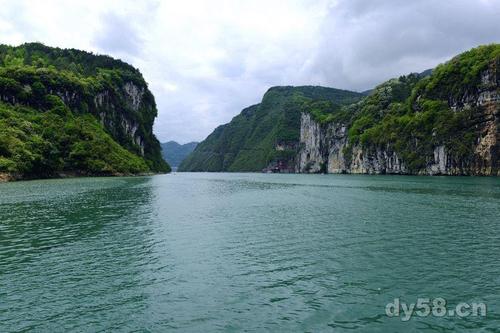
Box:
0, 0, 498, 143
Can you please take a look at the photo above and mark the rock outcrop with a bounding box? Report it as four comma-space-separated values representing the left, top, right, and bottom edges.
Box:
179, 86, 363, 172
0, 42, 169, 178
297, 112, 409, 174
297, 56, 499, 176
34, 81, 152, 156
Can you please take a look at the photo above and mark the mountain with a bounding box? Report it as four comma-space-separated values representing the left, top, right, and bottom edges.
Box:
0, 42, 170, 181
298, 44, 499, 175
181, 44, 498, 176
179, 86, 363, 172
161, 141, 198, 167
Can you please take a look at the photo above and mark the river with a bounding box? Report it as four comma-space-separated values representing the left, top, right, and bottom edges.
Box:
1, 173, 499, 332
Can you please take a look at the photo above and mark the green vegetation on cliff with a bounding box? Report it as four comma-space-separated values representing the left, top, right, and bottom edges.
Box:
0, 101, 149, 177
179, 86, 363, 171
181, 44, 498, 175
0, 43, 170, 179
340, 44, 499, 171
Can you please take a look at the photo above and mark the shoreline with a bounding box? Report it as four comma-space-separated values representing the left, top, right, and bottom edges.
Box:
0, 172, 12, 182
2, 170, 497, 183
176, 170, 498, 177
0, 171, 166, 183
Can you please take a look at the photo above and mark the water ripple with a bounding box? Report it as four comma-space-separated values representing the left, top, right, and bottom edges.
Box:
0, 174, 499, 332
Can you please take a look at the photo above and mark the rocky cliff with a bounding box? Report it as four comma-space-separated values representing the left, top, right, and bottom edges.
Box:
179, 86, 363, 172
0, 43, 169, 179
297, 112, 408, 174
297, 45, 499, 175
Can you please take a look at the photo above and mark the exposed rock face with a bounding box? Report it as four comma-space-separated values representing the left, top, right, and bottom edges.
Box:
23, 80, 152, 157
470, 62, 499, 175
422, 60, 499, 175
0, 80, 153, 157
124, 82, 144, 111
92, 82, 149, 155
297, 113, 408, 174
0, 43, 169, 175
297, 64, 499, 176
0, 82, 151, 157
179, 86, 363, 172
0, 172, 12, 182
297, 113, 325, 173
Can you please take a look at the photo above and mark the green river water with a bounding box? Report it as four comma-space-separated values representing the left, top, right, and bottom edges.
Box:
1, 173, 499, 332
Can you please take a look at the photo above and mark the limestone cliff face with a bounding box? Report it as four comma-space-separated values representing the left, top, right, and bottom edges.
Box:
92, 81, 152, 155
44, 81, 153, 157
180, 86, 363, 172
0, 78, 157, 159
297, 63, 499, 176
423, 60, 499, 175
297, 113, 408, 174
0, 43, 170, 175
297, 113, 326, 173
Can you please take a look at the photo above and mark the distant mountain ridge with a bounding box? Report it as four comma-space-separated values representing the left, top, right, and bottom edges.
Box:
179, 86, 363, 172
161, 141, 198, 168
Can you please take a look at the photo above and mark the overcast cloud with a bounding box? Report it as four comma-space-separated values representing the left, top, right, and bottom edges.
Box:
0, 0, 498, 142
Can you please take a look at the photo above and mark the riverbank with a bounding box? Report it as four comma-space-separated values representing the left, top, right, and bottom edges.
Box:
0, 172, 12, 182
0, 171, 163, 183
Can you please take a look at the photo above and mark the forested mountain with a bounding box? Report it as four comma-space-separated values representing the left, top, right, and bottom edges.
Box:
297, 44, 499, 175
179, 86, 363, 172
2, 43, 497, 178
182, 44, 499, 175
161, 141, 198, 168
0, 43, 170, 180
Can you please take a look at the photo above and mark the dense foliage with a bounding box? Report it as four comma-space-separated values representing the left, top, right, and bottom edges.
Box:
0, 42, 141, 77
0, 101, 149, 177
161, 141, 198, 168
179, 86, 362, 171
181, 44, 499, 174
0, 43, 170, 178
336, 44, 499, 171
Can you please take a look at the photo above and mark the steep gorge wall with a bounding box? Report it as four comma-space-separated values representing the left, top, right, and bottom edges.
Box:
297, 113, 408, 174
0, 71, 164, 169
0, 43, 168, 173
92, 81, 152, 156
297, 63, 499, 176
179, 86, 363, 172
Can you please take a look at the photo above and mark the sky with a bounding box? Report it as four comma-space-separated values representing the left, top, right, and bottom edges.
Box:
0, 0, 498, 143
